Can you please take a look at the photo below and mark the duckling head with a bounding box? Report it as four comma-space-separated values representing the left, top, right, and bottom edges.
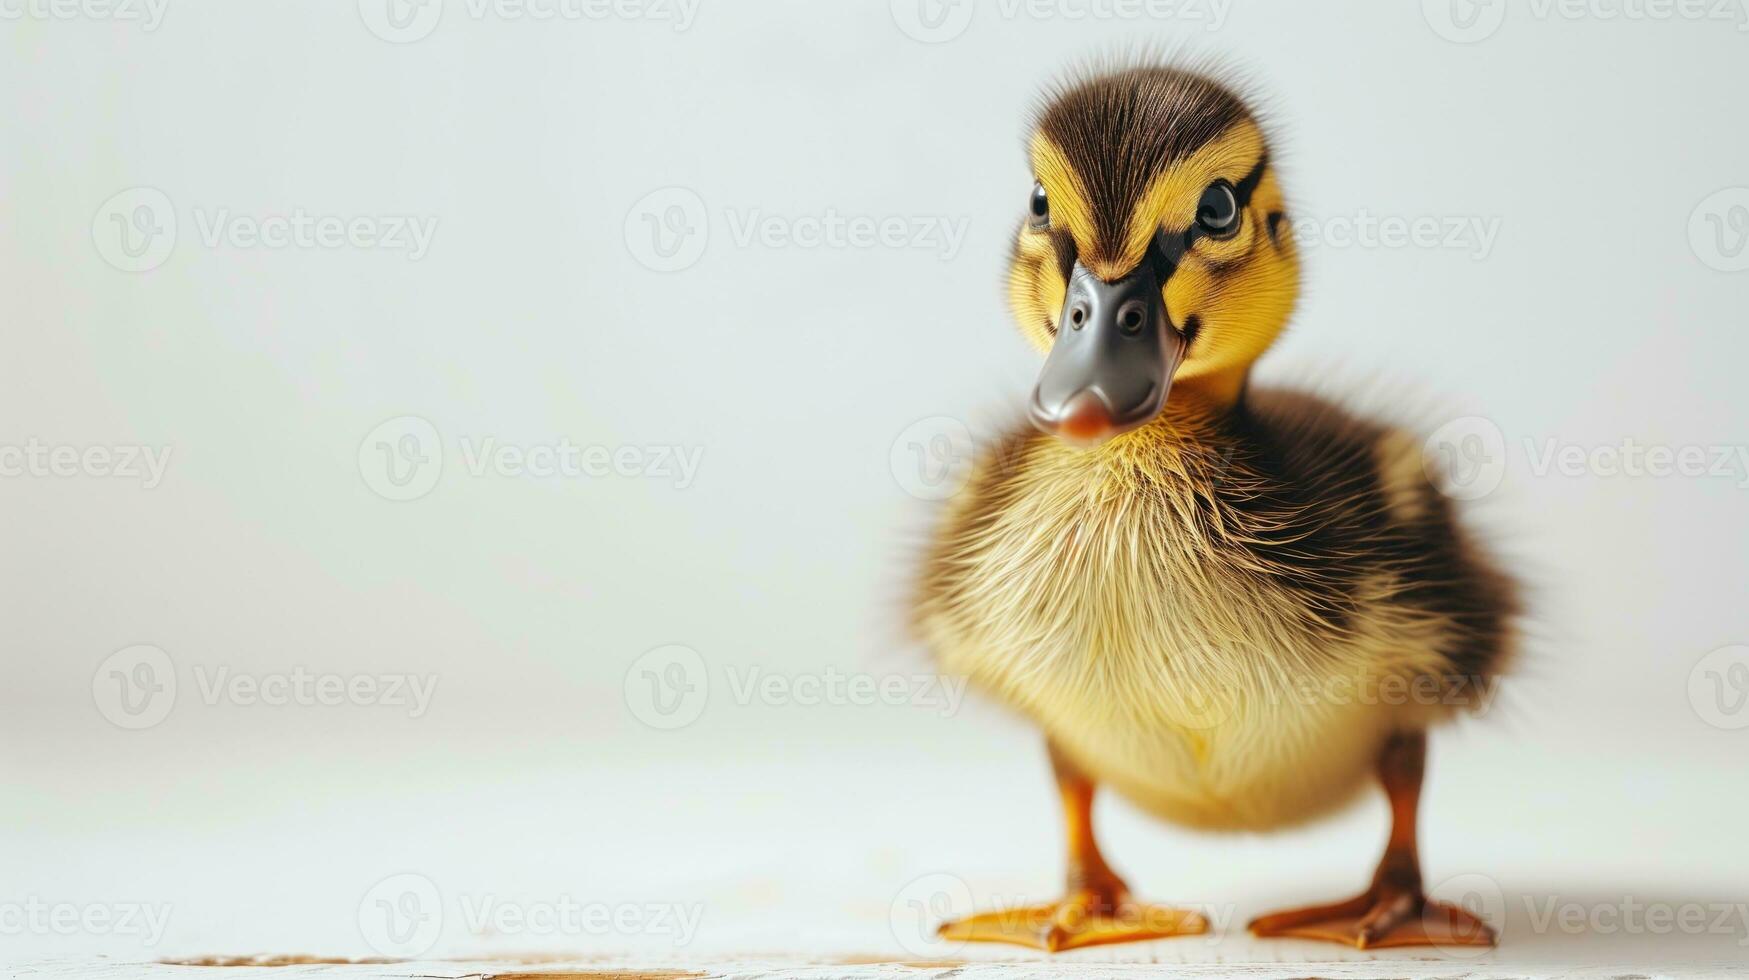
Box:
1012, 63, 1298, 445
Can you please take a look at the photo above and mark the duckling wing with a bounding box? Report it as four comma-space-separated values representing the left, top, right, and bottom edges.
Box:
1239, 386, 1520, 697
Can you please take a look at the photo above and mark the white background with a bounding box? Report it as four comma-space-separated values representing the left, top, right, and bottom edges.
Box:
3, 0, 1748, 970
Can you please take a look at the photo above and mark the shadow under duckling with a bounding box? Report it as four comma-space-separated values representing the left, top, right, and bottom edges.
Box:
911, 61, 1517, 952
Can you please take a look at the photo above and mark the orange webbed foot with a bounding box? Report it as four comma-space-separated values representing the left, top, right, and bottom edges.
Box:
938, 887, 1207, 952
1248, 880, 1495, 950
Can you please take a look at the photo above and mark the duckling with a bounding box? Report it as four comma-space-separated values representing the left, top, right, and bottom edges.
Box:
912, 62, 1516, 952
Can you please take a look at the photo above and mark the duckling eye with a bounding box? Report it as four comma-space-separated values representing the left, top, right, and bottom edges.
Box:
1195, 180, 1240, 238
1027, 180, 1050, 230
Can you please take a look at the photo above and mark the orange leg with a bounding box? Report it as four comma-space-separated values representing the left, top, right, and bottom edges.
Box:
937, 742, 1207, 952
1248, 731, 1496, 950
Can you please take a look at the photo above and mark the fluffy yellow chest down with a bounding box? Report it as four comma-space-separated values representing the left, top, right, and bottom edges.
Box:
914, 403, 1502, 832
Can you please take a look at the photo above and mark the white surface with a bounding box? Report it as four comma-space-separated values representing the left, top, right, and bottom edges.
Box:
10, 961, 1749, 980
4, 1, 1748, 976
6, 725, 1749, 970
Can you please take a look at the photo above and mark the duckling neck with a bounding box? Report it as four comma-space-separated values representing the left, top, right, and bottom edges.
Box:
1095, 370, 1249, 463
1171, 364, 1251, 414
1152, 396, 1238, 446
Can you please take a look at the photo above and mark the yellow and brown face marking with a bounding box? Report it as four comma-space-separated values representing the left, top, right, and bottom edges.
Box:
1034, 66, 1250, 270
1008, 66, 1300, 404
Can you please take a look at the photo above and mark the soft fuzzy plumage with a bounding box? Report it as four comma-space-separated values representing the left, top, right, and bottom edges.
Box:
913, 391, 1515, 831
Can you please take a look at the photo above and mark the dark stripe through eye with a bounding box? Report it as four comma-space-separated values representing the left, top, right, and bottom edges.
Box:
1146, 154, 1272, 284
1232, 154, 1269, 207
1050, 228, 1078, 284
